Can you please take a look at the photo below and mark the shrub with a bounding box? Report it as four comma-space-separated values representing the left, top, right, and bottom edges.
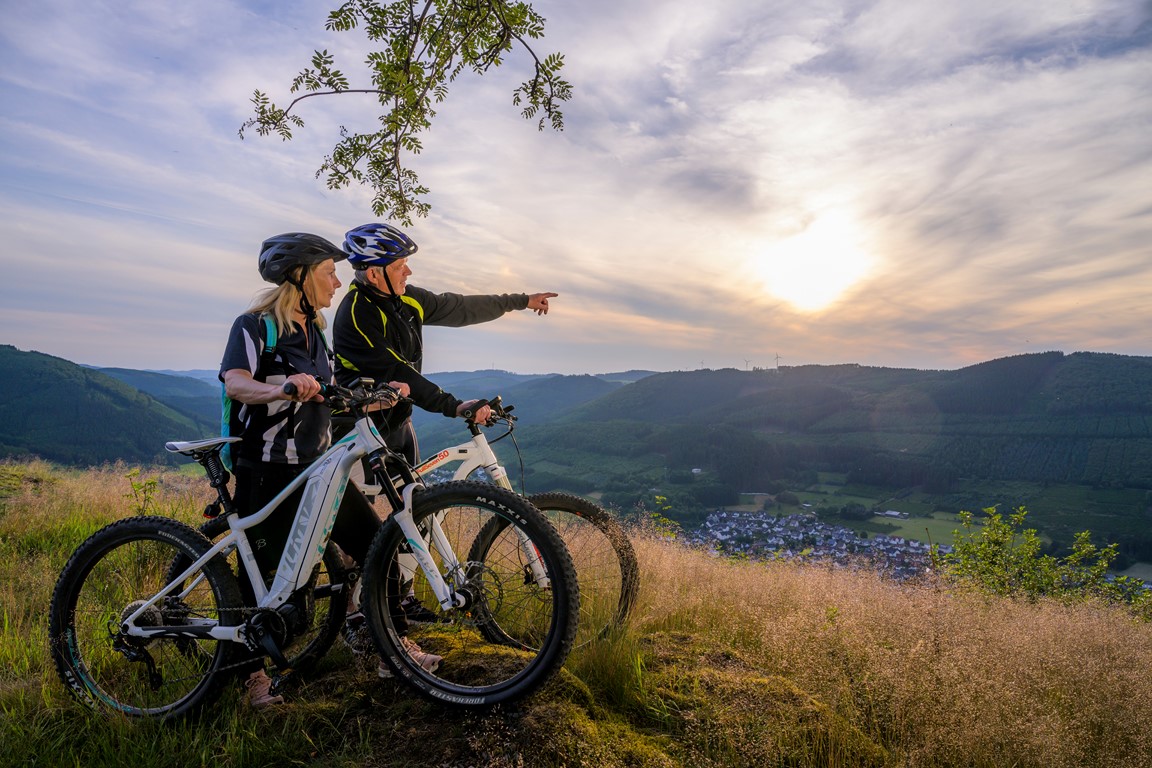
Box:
774, 491, 800, 506
939, 506, 1152, 619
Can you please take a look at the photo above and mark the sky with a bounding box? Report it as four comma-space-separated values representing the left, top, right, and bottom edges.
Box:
1, 0, 1150, 377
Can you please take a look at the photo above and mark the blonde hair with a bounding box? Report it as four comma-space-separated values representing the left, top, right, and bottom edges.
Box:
246, 264, 329, 334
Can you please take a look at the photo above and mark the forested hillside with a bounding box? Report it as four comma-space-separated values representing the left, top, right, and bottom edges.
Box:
97, 367, 220, 425
0, 346, 214, 465
412, 372, 627, 447
531, 351, 1152, 492
7, 347, 1152, 490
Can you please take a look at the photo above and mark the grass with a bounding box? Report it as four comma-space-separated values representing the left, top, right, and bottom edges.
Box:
864, 512, 966, 545
3, 459, 1152, 767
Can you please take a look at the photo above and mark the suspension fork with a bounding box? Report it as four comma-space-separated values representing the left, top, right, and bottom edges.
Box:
390, 483, 467, 610
372, 451, 467, 610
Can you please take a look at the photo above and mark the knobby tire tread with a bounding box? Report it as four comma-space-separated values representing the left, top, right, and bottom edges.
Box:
527, 491, 640, 639
48, 516, 243, 720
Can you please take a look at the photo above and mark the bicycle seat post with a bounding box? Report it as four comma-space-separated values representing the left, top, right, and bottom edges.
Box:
199, 449, 238, 517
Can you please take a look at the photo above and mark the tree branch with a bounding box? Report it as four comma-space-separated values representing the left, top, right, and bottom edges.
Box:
242, 0, 570, 222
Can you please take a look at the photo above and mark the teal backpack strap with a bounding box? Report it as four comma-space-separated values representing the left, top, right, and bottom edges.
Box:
220, 386, 234, 471
262, 314, 278, 356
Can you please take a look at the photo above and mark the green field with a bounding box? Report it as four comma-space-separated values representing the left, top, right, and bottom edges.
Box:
758, 474, 1151, 573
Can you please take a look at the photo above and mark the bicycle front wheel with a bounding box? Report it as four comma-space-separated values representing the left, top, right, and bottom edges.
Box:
361, 481, 579, 707
48, 516, 243, 719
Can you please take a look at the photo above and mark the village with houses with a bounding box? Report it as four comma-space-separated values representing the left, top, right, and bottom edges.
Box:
687, 507, 951, 582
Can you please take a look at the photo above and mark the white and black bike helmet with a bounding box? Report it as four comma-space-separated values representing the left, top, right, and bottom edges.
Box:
342, 223, 419, 268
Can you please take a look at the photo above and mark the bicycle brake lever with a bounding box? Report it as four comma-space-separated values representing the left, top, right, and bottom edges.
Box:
375, 384, 404, 407
484, 396, 516, 422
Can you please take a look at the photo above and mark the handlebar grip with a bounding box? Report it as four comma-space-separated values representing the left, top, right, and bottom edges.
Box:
460, 399, 490, 421
282, 378, 330, 398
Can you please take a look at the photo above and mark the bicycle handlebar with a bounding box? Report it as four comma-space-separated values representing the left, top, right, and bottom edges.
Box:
283, 378, 514, 428
282, 377, 407, 413
460, 395, 516, 427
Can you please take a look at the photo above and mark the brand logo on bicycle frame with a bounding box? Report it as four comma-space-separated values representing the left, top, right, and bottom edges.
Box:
416, 449, 452, 473
282, 451, 341, 575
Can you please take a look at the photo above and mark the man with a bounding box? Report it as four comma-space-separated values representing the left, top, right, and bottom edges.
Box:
332, 222, 557, 463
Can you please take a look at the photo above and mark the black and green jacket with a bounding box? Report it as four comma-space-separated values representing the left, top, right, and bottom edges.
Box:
332, 281, 529, 434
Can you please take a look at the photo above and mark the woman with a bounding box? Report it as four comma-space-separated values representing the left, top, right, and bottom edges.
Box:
220, 232, 438, 708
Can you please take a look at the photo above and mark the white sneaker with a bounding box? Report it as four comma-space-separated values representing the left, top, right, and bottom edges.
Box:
402, 636, 442, 672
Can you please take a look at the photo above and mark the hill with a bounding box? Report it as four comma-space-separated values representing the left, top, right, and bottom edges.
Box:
476, 352, 1152, 561
11, 347, 1152, 488
411, 372, 628, 447
5, 345, 1152, 555
97, 367, 220, 425
531, 351, 1152, 491
0, 346, 213, 465
9, 347, 1152, 494
152, 368, 219, 385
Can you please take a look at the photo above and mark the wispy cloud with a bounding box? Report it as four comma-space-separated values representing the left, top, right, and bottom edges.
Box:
1, 0, 1149, 373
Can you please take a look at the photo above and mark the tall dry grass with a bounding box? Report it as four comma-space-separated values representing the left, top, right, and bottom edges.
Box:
3, 459, 1151, 768
595, 531, 1152, 767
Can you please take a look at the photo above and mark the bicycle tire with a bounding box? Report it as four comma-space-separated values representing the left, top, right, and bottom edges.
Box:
361, 481, 579, 707
48, 516, 243, 719
465, 469, 639, 648
526, 492, 638, 647
176, 516, 350, 675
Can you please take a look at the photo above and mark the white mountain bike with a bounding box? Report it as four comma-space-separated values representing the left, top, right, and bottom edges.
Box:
48, 379, 579, 719
175, 394, 637, 694
353, 396, 639, 649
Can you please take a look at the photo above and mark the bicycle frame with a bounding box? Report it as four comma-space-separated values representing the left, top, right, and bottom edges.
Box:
353, 414, 513, 496
352, 412, 552, 591
123, 400, 468, 646
415, 430, 515, 489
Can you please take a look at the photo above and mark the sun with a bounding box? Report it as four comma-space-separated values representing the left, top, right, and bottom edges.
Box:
755, 211, 874, 312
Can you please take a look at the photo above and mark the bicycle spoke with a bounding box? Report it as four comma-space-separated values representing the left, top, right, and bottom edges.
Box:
363, 482, 578, 706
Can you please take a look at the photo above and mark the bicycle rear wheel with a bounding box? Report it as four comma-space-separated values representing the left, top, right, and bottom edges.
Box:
527, 493, 638, 647
184, 516, 350, 674
470, 492, 638, 648
48, 516, 243, 719
361, 481, 579, 707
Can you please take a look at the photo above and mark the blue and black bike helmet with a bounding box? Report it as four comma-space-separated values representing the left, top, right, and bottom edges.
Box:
258, 232, 346, 285
342, 223, 419, 268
